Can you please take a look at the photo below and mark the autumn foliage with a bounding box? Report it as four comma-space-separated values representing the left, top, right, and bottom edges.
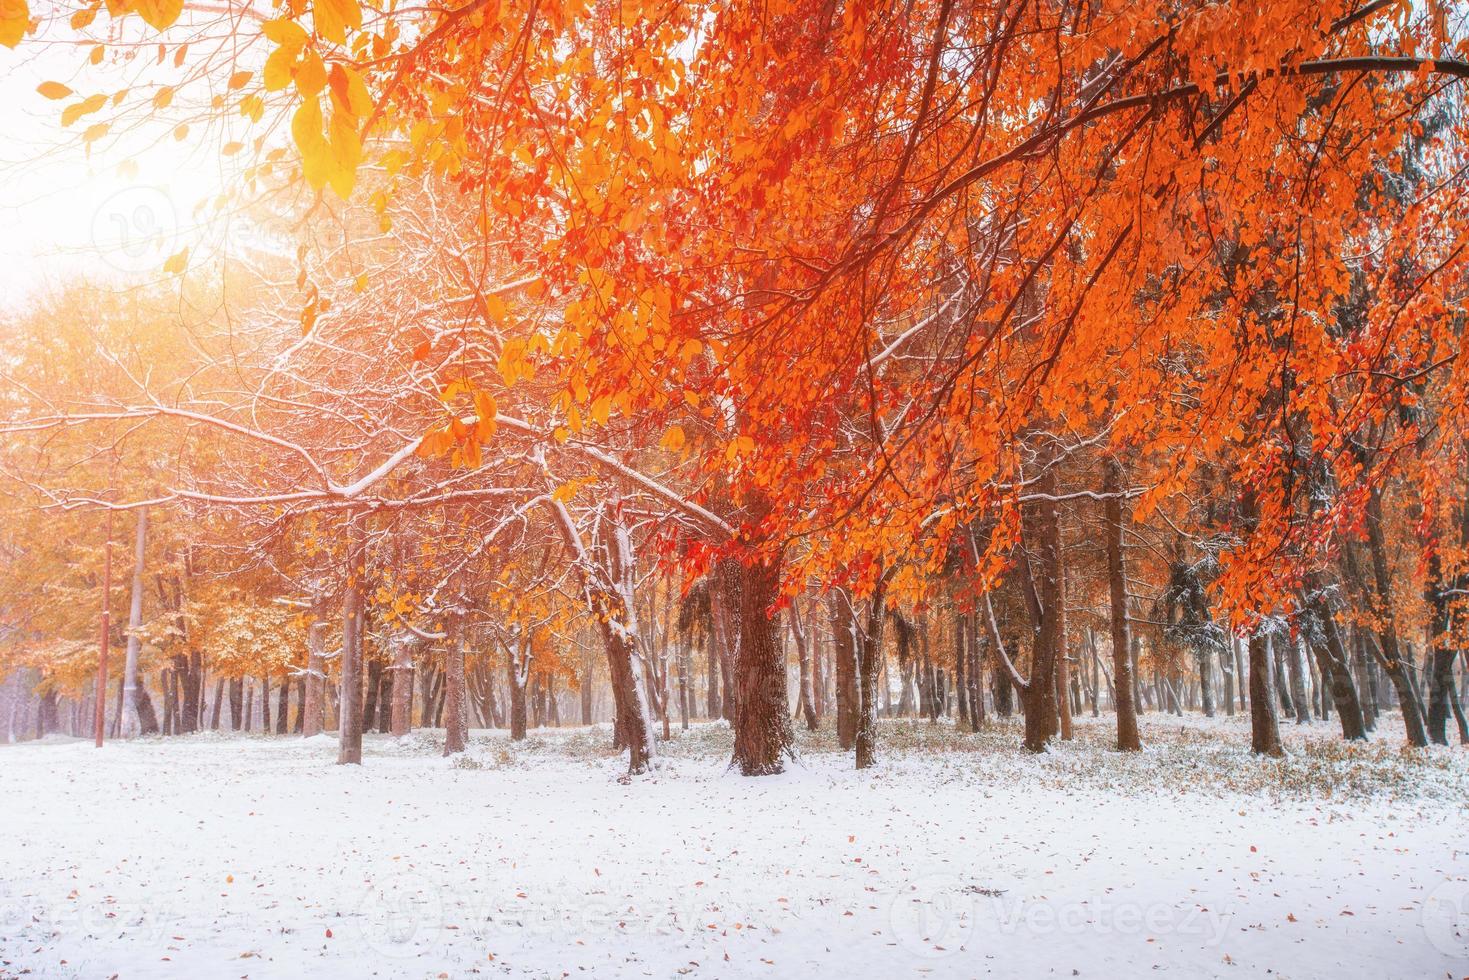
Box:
2, 0, 1469, 766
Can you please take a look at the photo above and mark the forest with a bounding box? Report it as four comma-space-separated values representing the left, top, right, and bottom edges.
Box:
1, 0, 1467, 977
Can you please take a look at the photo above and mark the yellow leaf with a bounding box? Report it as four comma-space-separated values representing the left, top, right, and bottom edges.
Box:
222, 140, 243, 156
338, 64, 372, 117
292, 97, 329, 189
36, 81, 71, 100
227, 70, 251, 90
134, 0, 183, 30
483, 293, 508, 321
163, 247, 188, 274
82, 122, 108, 143
326, 108, 360, 198
295, 48, 326, 96
473, 390, 498, 442
0, 0, 27, 48
89, 44, 103, 64
590, 395, 612, 426
152, 86, 173, 108
60, 94, 106, 127
659, 425, 686, 451
262, 46, 295, 92
553, 480, 580, 504
312, 0, 360, 45
261, 18, 308, 50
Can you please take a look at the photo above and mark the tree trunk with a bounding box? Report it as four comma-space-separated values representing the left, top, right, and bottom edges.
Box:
275, 673, 290, 734
391, 634, 414, 738
507, 639, 528, 741
303, 619, 327, 736
1054, 546, 1073, 742
830, 588, 860, 749
955, 612, 970, 728
968, 616, 985, 730
1249, 630, 1284, 757
705, 613, 720, 720
732, 553, 793, 774
791, 601, 818, 731
1286, 636, 1311, 725
709, 569, 738, 723
121, 507, 159, 737
809, 621, 824, 725
1363, 489, 1430, 747
1017, 475, 1062, 753
338, 517, 367, 765
228, 677, 244, 731
854, 578, 889, 769
1303, 587, 1367, 741
1104, 460, 1141, 750
580, 649, 594, 726
443, 632, 468, 755
1221, 635, 1236, 716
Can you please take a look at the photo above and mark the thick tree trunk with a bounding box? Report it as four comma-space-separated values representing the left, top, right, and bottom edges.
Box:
443, 633, 468, 755
507, 640, 528, 741
854, 579, 889, 769
1248, 630, 1284, 757
732, 553, 793, 775
830, 589, 860, 750
1304, 588, 1367, 741
1104, 460, 1143, 747
1019, 476, 1062, 753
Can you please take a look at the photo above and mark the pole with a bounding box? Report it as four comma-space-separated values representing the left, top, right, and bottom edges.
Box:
94, 507, 114, 747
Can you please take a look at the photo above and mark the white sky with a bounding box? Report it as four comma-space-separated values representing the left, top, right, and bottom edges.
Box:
0, 10, 270, 309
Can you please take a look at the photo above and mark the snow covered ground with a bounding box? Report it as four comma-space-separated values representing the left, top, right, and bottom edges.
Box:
1, 715, 1466, 979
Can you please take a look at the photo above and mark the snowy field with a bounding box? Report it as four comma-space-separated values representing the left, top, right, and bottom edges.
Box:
2, 716, 1467, 979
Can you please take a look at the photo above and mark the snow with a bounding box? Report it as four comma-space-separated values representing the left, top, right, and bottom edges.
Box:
1, 716, 1466, 979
